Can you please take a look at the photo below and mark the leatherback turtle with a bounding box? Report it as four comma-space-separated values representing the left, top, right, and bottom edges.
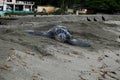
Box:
24, 25, 91, 47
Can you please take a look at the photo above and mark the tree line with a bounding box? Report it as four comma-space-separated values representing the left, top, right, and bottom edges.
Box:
35, 0, 120, 13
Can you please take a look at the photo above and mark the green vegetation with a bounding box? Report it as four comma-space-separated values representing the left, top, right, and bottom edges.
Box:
35, 0, 120, 13
86, 0, 120, 10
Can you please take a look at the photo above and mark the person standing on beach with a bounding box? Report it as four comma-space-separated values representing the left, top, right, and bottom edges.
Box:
34, 7, 37, 17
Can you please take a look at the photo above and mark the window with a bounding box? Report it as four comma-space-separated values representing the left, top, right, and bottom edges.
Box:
7, 0, 12, 2
0, 6, 3, 11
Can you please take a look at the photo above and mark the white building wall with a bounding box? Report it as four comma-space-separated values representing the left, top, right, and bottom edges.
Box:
12, 0, 16, 3
0, 0, 34, 11
0, 0, 6, 5
0, 0, 4, 4
0, 0, 7, 11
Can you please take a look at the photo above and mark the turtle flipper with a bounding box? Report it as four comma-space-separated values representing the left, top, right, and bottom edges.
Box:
24, 30, 48, 36
67, 39, 91, 47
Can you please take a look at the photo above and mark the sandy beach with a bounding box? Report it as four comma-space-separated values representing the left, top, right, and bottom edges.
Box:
0, 15, 120, 80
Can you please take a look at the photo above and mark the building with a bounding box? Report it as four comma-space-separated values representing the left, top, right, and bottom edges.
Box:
0, 0, 34, 12
37, 6, 55, 13
73, 4, 95, 14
